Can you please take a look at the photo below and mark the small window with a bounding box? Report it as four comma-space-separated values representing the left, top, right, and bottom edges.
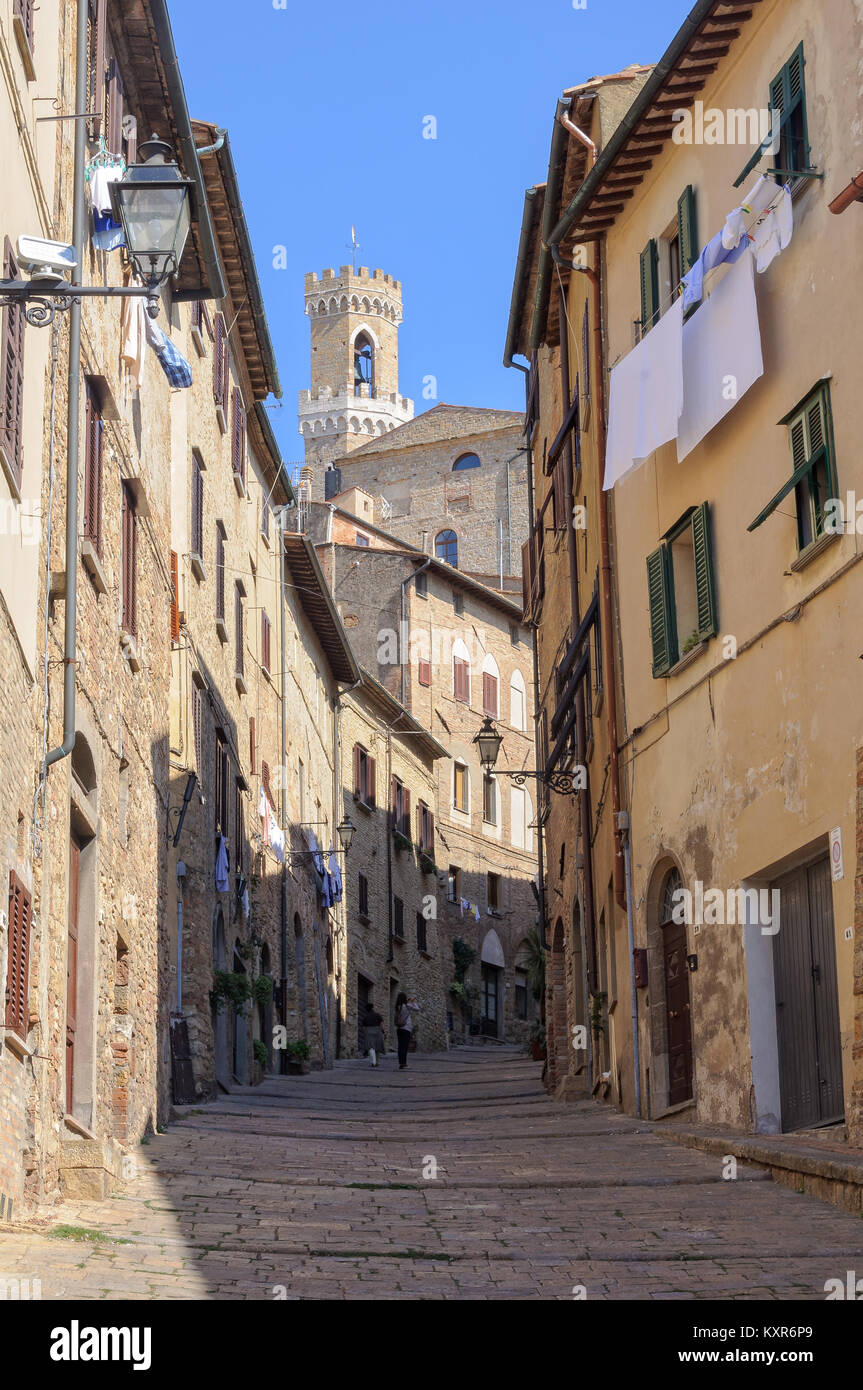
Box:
215, 734, 229, 834
748, 384, 836, 552
453, 591, 464, 617
452, 453, 481, 471
515, 967, 528, 1021
0, 239, 26, 494
391, 776, 411, 838
358, 872, 369, 919
487, 872, 501, 913
510, 671, 527, 732
355, 532, 370, 547
509, 624, 519, 647
453, 763, 469, 814
436, 529, 458, 567
232, 390, 247, 488
393, 896, 405, 940
482, 774, 497, 826
416, 800, 434, 854
416, 911, 428, 954
415, 570, 428, 598
647, 503, 717, 677
770, 46, 810, 178
418, 658, 431, 687
448, 865, 462, 903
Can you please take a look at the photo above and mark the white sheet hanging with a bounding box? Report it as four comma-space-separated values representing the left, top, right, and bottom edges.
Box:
603, 297, 684, 490
677, 248, 763, 462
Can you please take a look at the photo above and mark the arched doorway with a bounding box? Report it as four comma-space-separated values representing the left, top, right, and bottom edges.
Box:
647, 864, 694, 1110
480, 928, 505, 1038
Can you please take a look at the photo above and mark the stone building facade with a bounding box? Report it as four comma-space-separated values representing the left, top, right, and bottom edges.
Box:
509, 0, 863, 1141
314, 533, 542, 1046
339, 671, 448, 1057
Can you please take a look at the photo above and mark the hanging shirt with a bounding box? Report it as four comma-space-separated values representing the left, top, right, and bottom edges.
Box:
681, 229, 748, 312
750, 185, 793, 273
604, 297, 684, 490
328, 847, 343, 903
677, 250, 763, 463
89, 164, 126, 253
145, 319, 194, 389
120, 289, 146, 391
215, 836, 230, 893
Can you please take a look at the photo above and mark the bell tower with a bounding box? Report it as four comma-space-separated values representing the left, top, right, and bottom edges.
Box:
298, 265, 414, 493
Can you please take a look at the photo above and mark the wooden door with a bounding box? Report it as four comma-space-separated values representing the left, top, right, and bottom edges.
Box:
773, 857, 843, 1131
66, 836, 81, 1113
663, 919, 693, 1106
481, 963, 499, 1038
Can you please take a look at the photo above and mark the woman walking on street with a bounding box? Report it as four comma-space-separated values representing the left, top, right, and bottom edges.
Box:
394, 993, 420, 1070
363, 1001, 385, 1067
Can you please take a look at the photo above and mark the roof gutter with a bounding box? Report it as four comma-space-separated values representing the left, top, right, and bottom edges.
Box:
503, 186, 540, 370
207, 130, 283, 399
148, 0, 226, 303
547, 0, 718, 251
529, 97, 573, 351
829, 171, 863, 214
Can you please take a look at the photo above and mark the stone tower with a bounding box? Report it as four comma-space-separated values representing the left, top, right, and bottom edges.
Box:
298, 266, 414, 497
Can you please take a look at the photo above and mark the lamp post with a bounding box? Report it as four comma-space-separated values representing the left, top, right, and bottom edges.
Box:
472, 715, 585, 796
0, 135, 193, 326
285, 816, 357, 868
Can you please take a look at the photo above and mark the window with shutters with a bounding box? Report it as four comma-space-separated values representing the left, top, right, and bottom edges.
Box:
453, 647, 471, 704
121, 482, 137, 636
416, 800, 434, 855
190, 299, 213, 356
5, 871, 32, 1039
261, 758, 275, 811
87, 0, 107, 137
261, 611, 272, 677
193, 686, 203, 775
418, 658, 431, 687
234, 584, 244, 681
482, 773, 498, 826
487, 872, 501, 914
191, 453, 204, 566
0, 239, 25, 495
235, 780, 246, 878
453, 762, 469, 815
415, 570, 428, 598
82, 383, 103, 555
736, 44, 810, 187
393, 896, 405, 941
14, 0, 36, 64
453, 591, 464, 617
358, 872, 369, 919
748, 384, 837, 554
482, 669, 499, 718
215, 735, 229, 835
353, 743, 376, 808
249, 716, 256, 775
515, 967, 528, 1019
448, 865, 461, 903
391, 777, 410, 838
646, 502, 717, 677
416, 911, 428, 954
232, 389, 247, 491
215, 522, 226, 629
261, 491, 271, 544
170, 550, 180, 642
213, 314, 229, 425
640, 189, 697, 337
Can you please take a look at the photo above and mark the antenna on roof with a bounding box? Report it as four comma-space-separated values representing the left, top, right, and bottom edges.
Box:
346, 226, 361, 273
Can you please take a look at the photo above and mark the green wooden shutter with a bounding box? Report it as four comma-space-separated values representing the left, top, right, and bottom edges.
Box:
677, 186, 698, 274
691, 502, 718, 641
647, 546, 673, 676
640, 240, 659, 333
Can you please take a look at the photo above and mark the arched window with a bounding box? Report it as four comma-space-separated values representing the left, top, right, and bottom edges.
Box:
354, 332, 374, 397
453, 453, 481, 470
511, 784, 534, 852
510, 670, 527, 731
436, 529, 458, 567
661, 867, 684, 926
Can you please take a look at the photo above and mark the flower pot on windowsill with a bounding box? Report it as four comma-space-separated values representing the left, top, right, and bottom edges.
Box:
419, 853, 436, 875
392, 829, 412, 854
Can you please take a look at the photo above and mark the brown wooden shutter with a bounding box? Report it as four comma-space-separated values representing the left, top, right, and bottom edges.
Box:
390, 775, 397, 822
232, 389, 246, 484
552, 460, 566, 532
14, 0, 35, 51
353, 743, 361, 799
170, 550, 180, 642
105, 56, 124, 155
249, 716, 256, 775
121, 483, 137, 635
428, 810, 434, 853
0, 240, 25, 492
215, 525, 225, 622
521, 539, 532, 622
403, 788, 410, 836
483, 672, 498, 715
191, 455, 203, 558
454, 657, 469, 703
416, 803, 422, 845
88, 0, 107, 138
5, 871, 32, 1038
213, 314, 224, 405
235, 584, 243, 676
83, 386, 103, 554
262, 612, 271, 673
418, 658, 431, 687
368, 755, 376, 808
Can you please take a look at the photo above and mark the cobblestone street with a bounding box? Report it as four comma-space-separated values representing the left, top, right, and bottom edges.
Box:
2, 1049, 861, 1301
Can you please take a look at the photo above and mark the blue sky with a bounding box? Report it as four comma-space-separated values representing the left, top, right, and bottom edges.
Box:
169, 0, 689, 464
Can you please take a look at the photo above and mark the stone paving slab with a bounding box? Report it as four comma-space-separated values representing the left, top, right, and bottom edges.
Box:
2, 1049, 862, 1300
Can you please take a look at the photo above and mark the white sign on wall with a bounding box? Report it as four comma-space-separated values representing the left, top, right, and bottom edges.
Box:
829, 826, 844, 883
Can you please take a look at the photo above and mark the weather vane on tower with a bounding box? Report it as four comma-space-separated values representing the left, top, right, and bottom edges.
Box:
346, 226, 361, 273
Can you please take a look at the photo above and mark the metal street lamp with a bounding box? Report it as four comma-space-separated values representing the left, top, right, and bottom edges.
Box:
110, 135, 193, 293
337, 816, 357, 855
472, 716, 585, 796
0, 136, 193, 327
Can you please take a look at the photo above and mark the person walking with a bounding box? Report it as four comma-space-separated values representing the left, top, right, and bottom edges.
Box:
363, 1001, 385, 1068
394, 993, 420, 1070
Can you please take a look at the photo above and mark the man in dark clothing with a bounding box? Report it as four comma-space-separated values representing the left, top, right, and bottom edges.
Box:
363, 1003, 385, 1067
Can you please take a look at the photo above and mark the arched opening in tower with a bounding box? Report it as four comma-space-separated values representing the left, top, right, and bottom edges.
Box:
354, 333, 374, 398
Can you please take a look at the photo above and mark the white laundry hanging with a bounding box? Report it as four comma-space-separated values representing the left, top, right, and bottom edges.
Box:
604, 297, 684, 490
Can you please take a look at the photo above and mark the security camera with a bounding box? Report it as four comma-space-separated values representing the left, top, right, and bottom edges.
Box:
16, 235, 77, 282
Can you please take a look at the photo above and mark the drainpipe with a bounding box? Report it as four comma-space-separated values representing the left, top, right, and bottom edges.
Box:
400, 559, 432, 707
195, 127, 227, 157
278, 506, 289, 1070
520, 410, 549, 953
550, 239, 626, 913
45, 0, 88, 769
619, 811, 642, 1118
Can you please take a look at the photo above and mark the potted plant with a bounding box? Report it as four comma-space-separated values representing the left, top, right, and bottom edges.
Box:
528, 1021, 547, 1062
210, 970, 252, 1016
252, 1038, 269, 1081
285, 1039, 311, 1075
392, 827, 412, 854
419, 852, 436, 875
